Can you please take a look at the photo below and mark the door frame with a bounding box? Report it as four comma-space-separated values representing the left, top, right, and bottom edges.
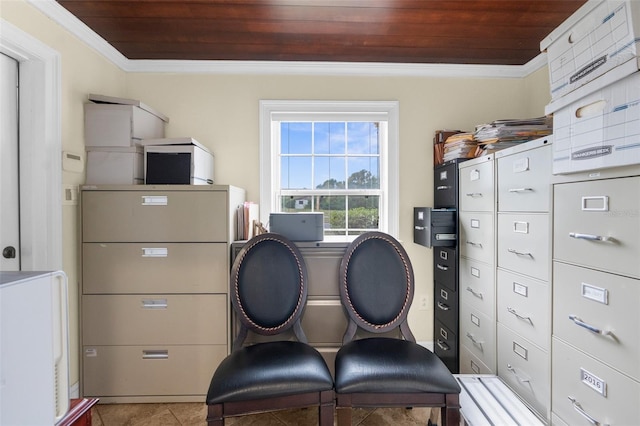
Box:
0, 19, 62, 271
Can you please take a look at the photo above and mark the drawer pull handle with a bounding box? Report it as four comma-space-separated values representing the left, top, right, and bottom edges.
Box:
414, 226, 425, 231
437, 302, 450, 311
507, 364, 530, 384
466, 241, 483, 248
436, 340, 450, 351
466, 286, 484, 299
507, 248, 533, 257
466, 332, 483, 349
465, 192, 483, 198
142, 350, 169, 360
568, 396, 607, 426
568, 315, 612, 336
436, 264, 449, 271
436, 185, 450, 190
141, 195, 168, 206
507, 307, 532, 324
569, 232, 612, 242
142, 299, 168, 309
508, 188, 533, 193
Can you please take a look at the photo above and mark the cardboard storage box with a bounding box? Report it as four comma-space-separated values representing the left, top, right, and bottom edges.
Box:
542, 0, 640, 103
552, 71, 640, 174
85, 147, 143, 185
84, 94, 168, 148
143, 138, 214, 185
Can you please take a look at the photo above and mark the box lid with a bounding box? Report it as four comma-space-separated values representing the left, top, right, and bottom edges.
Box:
88, 93, 169, 123
141, 137, 212, 154
539, 0, 601, 52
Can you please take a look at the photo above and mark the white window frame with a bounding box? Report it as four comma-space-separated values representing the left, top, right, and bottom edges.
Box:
260, 100, 399, 240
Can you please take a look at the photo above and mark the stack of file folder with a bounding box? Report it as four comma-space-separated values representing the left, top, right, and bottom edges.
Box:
442, 132, 478, 162
474, 116, 552, 153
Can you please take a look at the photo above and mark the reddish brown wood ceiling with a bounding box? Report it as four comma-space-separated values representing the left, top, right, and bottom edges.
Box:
56, 0, 586, 65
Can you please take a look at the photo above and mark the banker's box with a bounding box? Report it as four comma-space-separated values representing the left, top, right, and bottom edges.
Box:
144, 143, 214, 185
542, 0, 640, 105
552, 70, 640, 174
269, 213, 324, 242
86, 146, 143, 185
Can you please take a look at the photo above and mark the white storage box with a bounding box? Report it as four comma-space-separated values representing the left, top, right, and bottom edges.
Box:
86, 147, 143, 185
143, 138, 214, 185
84, 94, 168, 148
542, 0, 640, 103
553, 71, 640, 174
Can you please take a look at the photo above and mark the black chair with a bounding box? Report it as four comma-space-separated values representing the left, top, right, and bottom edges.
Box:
206, 233, 334, 425
334, 232, 461, 426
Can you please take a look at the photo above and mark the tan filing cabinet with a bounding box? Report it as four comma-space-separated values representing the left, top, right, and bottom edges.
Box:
458, 154, 497, 375
81, 185, 245, 403
551, 167, 640, 425
495, 138, 553, 421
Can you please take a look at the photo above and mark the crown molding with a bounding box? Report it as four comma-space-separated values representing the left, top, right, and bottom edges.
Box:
29, 0, 547, 78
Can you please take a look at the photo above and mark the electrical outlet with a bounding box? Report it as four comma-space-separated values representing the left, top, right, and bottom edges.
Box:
418, 294, 429, 311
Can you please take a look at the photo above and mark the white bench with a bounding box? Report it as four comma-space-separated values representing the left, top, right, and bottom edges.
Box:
455, 375, 545, 426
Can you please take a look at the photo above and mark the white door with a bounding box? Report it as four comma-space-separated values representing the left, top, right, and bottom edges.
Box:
0, 53, 20, 270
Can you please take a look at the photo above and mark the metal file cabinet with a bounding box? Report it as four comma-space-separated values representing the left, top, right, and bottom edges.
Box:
494, 138, 553, 420
551, 168, 640, 425
81, 184, 245, 403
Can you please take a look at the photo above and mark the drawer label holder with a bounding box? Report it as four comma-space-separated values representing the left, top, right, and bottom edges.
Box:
580, 368, 607, 397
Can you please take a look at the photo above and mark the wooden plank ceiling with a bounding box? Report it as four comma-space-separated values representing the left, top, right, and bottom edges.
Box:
56, 0, 586, 65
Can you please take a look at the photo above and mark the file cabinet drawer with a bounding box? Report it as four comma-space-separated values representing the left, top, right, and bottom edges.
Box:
460, 344, 493, 375
553, 261, 640, 381
435, 281, 458, 331
434, 320, 458, 373
497, 324, 549, 418
434, 160, 460, 208
460, 301, 495, 369
82, 190, 228, 242
460, 156, 495, 212
553, 176, 640, 278
299, 244, 348, 297
496, 143, 551, 212
552, 338, 640, 426
82, 345, 226, 397
459, 257, 495, 317
497, 269, 550, 350
497, 213, 550, 281
460, 212, 494, 264
83, 243, 227, 294
434, 247, 457, 290
83, 294, 227, 346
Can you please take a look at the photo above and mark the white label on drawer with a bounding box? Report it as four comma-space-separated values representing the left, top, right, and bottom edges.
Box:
581, 368, 607, 397
513, 341, 528, 360
581, 195, 609, 211
440, 328, 448, 340
142, 247, 168, 257
513, 221, 529, 234
417, 211, 424, 220
581, 283, 609, 305
142, 195, 168, 206
470, 360, 480, 374
513, 157, 529, 173
440, 250, 448, 260
471, 219, 480, 228
440, 289, 449, 300
513, 281, 528, 297
470, 169, 480, 181
84, 348, 97, 357
440, 170, 447, 180
470, 313, 480, 327
471, 267, 480, 278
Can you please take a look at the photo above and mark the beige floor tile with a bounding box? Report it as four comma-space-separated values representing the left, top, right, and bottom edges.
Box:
168, 403, 208, 426
134, 409, 181, 426
96, 403, 169, 426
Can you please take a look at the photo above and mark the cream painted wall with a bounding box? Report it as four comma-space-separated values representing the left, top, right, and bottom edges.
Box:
3, 0, 552, 389
1, 0, 127, 387
126, 72, 551, 342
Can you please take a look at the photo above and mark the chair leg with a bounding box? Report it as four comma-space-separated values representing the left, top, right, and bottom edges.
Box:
441, 393, 461, 426
206, 404, 224, 426
319, 401, 334, 426
336, 407, 352, 426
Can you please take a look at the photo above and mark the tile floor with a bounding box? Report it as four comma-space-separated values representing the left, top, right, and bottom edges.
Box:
91, 403, 441, 426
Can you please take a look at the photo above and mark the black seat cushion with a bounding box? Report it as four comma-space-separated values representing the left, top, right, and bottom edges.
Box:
207, 341, 333, 404
335, 338, 461, 394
